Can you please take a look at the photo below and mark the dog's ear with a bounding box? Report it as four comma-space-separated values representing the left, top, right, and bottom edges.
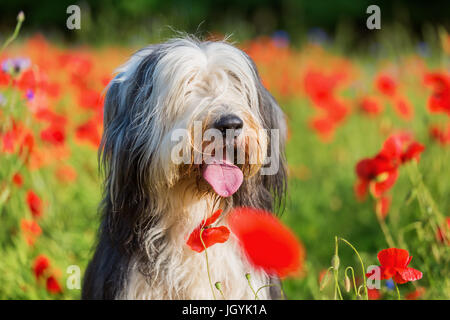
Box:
256, 79, 288, 214
232, 55, 287, 214
99, 47, 163, 250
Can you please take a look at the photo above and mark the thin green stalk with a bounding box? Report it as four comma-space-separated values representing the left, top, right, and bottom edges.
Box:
405, 162, 446, 263
255, 284, 286, 300
1, 12, 25, 53
319, 266, 334, 291
375, 208, 396, 248
345, 266, 359, 298
333, 236, 343, 300
395, 282, 401, 300
215, 282, 226, 300
245, 273, 259, 300
199, 228, 216, 300
338, 237, 369, 300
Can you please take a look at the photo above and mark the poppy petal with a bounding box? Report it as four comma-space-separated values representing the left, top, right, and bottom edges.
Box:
371, 169, 398, 198
228, 207, 304, 278
202, 226, 230, 248
398, 267, 423, 282
186, 226, 230, 253
203, 209, 223, 227
401, 142, 425, 163
393, 273, 409, 284
354, 179, 369, 201
377, 248, 410, 268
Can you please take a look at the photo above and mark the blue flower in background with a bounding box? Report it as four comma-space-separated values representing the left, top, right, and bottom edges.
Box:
272, 30, 290, 48
386, 279, 395, 290
1, 57, 31, 74
307, 27, 329, 45
26, 89, 34, 101
417, 42, 430, 57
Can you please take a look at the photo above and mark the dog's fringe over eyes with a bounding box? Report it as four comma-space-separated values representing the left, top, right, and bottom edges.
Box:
82, 36, 287, 300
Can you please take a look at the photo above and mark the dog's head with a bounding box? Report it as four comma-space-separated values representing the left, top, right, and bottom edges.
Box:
101, 37, 286, 231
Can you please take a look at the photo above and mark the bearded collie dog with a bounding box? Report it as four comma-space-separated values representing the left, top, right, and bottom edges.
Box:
82, 36, 287, 300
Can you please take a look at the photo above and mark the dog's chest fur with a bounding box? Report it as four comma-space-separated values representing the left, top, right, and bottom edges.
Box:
121, 237, 270, 299
118, 191, 270, 300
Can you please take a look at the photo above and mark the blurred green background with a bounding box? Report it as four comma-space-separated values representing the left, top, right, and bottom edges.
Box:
1, 0, 450, 46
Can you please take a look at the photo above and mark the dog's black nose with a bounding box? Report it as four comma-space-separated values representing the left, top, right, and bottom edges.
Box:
213, 114, 243, 136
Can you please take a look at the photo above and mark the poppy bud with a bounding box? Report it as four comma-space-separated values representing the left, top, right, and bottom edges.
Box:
215, 282, 222, 290
245, 273, 251, 281
344, 275, 351, 292
331, 255, 340, 270
319, 271, 331, 291
17, 11, 25, 22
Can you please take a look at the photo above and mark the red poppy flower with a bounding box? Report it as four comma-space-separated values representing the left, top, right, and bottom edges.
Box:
354, 156, 398, 199
304, 70, 349, 142
318, 269, 328, 284
376, 74, 397, 97
186, 209, 230, 253
430, 123, 450, 145
46, 275, 62, 294
55, 165, 77, 183
1, 121, 34, 157
16, 69, 36, 92
378, 133, 411, 163
368, 288, 381, 300
19, 132, 35, 160
75, 119, 102, 148
405, 287, 426, 300
0, 70, 11, 86
424, 72, 450, 116
34, 109, 67, 125
380, 133, 425, 165
374, 248, 422, 284
21, 219, 42, 246
401, 141, 425, 163
26, 190, 43, 218
375, 196, 391, 219
393, 96, 414, 120
32, 255, 50, 279
304, 70, 340, 106
228, 207, 304, 278
359, 96, 383, 115
354, 133, 425, 200
78, 89, 104, 111
40, 124, 65, 146
436, 217, 450, 245
12, 172, 23, 187
309, 116, 335, 142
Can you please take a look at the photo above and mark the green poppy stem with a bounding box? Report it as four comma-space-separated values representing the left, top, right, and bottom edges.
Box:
1, 12, 25, 53
333, 236, 343, 300
345, 266, 359, 298
199, 228, 216, 300
338, 237, 369, 300
245, 273, 259, 300
255, 284, 286, 300
395, 282, 401, 300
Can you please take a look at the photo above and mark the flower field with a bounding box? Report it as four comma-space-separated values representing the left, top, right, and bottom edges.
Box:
1, 23, 450, 299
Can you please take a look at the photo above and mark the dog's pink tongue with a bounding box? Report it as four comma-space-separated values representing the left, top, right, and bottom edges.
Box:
202, 159, 243, 197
